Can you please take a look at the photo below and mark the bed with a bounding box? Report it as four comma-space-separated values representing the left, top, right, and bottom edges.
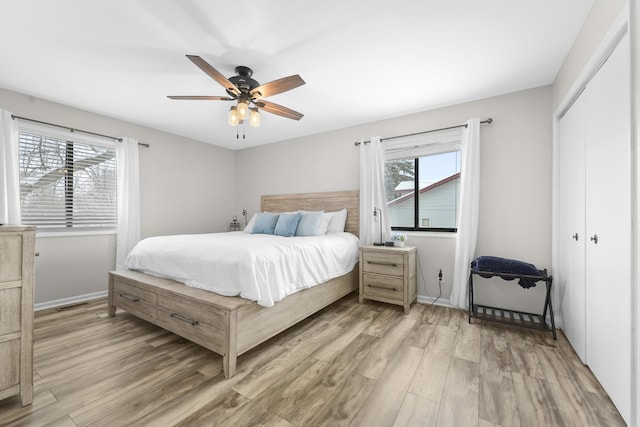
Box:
108, 190, 360, 378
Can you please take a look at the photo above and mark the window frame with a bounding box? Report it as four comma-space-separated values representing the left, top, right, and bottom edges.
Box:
384, 126, 463, 234
18, 122, 118, 236
388, 156, 459, 233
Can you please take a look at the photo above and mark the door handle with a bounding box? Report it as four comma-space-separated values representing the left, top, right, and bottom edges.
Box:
590, 234, 598, 244
572, 233, 578, 241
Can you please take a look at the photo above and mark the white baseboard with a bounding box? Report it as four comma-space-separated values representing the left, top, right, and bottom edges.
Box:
35, 290, 108, 311
417, 295, 456, 308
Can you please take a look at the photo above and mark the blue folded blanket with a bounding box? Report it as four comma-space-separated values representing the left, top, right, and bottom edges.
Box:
471, 256, 543, 289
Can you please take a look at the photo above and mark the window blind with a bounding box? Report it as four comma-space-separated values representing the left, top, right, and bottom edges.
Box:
384, 127, 462, 160
19, 130, 117, 231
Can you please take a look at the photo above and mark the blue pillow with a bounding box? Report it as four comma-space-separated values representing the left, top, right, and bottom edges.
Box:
295, 211, 324, 236
274, 212, 302, 237
251, 212, 280, 234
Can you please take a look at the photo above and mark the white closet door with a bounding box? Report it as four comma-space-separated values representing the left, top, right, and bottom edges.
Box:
584, 32, 631, 422
557, 89, 587, 363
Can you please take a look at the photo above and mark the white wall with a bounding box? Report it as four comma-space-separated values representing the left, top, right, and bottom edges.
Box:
1, 84, 553, 313
0, 87, 236, 305
235, 86, 553, 312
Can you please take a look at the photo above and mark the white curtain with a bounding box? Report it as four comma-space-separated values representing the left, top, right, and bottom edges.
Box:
359, 136, 391, 245
116, 137, 141, 270
450, 118, 481, 308
0, 110, 21, 224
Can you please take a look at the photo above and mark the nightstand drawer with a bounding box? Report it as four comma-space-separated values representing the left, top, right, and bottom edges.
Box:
362, 273, 404, 302
362, 252, 405, 276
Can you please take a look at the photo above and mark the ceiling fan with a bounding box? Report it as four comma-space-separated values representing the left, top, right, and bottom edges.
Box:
168, 55, 305, 128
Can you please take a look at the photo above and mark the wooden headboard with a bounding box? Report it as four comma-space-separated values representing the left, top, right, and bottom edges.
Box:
261, 190, 359, 237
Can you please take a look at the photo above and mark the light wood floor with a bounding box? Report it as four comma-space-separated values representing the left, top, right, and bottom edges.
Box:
0, 294, 626, 427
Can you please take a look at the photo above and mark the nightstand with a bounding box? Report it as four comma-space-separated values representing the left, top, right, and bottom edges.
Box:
359, 245, 417, 314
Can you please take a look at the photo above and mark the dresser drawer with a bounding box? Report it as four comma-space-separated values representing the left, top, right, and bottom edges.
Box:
0, 234, 23, 283
362, 273, 405, 302
0, 287, 21, 336
157, 293, 226, 354
0, 226, 34, 406
112, 281, 157, 320
362, 251, 405, 276
0, 338, 20, 390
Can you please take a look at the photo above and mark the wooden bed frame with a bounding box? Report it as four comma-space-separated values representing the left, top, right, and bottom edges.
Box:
108, 190, 359, 378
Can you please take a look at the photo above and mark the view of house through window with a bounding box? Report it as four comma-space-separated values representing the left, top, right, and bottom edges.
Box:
385, 150, 461, 231
18, 131, 117, 231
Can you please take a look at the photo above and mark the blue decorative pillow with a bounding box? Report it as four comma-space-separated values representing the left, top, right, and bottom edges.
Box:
251, 212, 280, 234
274, 212, 302, 237
295, 211, 324, 236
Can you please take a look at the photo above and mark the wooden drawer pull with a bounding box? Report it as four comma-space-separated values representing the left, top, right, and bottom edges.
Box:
367, 284, 398, 292
120, 292, 140, 302
367, 261, 398, 267
170, 312, 199, 326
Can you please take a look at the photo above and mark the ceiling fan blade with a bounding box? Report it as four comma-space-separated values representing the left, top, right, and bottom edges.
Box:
256, 100, 304, 120
167, 95, 234, 100
250, 75, 305, 99
186, 55, 240, 96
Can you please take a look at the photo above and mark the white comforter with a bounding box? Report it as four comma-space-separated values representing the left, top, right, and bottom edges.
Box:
125, 231, 359, 308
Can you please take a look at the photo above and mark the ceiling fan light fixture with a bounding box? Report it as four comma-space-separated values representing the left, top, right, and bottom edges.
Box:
237, 99, 249, 120
249, 108, 261, 127
228, 106, 240, 126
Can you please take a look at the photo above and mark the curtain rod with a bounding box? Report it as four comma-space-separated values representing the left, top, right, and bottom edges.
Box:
11, 115, 151, 148
354, 118, 493, 146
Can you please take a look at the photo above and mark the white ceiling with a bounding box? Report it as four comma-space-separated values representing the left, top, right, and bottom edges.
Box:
0, 0, 594, 150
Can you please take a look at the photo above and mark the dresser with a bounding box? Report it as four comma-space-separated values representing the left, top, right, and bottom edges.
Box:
359, 245, 416, 313
0, 225, 35, 406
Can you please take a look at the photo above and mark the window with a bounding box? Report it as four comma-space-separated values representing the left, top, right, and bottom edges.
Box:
18, 126, 117, 232
383, 128, 462, 232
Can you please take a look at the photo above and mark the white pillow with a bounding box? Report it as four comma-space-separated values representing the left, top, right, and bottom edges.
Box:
317, 212, 332, 235
244, 213, 257, 233
325, 208, 348, 233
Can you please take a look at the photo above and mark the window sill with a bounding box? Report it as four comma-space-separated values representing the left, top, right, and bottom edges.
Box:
403, 231, 457, 239
36, 229, 117, 238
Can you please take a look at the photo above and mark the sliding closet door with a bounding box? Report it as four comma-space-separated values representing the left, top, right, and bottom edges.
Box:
557, 90, 587, 363
584, 32, 631, 422
557, 31, 631, 423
